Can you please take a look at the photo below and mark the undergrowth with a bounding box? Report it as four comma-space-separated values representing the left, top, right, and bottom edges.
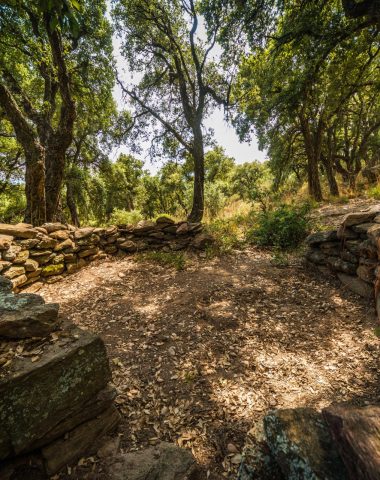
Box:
135, 251, 187, 271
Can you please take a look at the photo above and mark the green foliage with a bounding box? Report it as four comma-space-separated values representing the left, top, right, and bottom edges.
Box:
136, 251, 186, 271
206, 217, 246, 256
0, 188, 26, 223
109, 209, 143, 226
248, 203, 312, 249
367, 185, 380, 200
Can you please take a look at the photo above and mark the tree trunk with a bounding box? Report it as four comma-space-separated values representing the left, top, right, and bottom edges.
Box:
45, 147, 67, 222
307, 153, 323, 201
188, 125, 205, 222
66, 180, 80, 227
321, 155, 339, 196
24, 146, 47, 226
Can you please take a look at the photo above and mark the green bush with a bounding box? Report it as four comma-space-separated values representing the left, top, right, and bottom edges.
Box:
247, 203, 311, 249
206, 216, 246, 256
108, 209, 143, 226
367, 185, 380, 200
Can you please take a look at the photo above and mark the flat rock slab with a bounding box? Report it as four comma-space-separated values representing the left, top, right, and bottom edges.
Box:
323, 404, 380, 480
109, 442, 201, 480
264, 408, 347, 480
0, 286, 59, 339
306, 230, 338, 245
0, 224, 37, 239
0, 324, 111, 460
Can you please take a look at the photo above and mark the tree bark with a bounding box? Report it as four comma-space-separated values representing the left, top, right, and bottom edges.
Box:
188, 125, 205, 222
0, 83, 47, 225
66, 179, 80, 227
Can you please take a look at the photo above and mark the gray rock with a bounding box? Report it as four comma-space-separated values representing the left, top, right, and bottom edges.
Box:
42, 405, 120, 474
0, 289, 59, 338
306, 250, 327, 265
305, 230, 338, 245
109, 442, 200, 480
352, 222, 375, 233
156, 216, 175, 225
0, 326, 111, 460
339, 207, 380, 228
264, 408, 347, 480
119, 240, 137, 252
3, 266, 26, 279
337, 273, 373, 298
49, 229, 70, 241
36, 235, 57, 249
0, 234, 13, 250
192, 233, 214, 249
78, 246, 99, 258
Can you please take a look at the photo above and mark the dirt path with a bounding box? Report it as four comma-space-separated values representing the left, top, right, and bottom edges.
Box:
34, 247, 379, 478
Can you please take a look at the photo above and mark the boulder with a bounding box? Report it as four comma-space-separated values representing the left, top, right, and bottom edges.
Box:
119, 240, 137, 252
54, 238, 74, 251
306, 249, 327, 265
133, 220, 156, 235
0, 224, 37, 239
41, 223, 68, 233
337, 273, 373, 298
356, 265, 375, 283
264, 408, 347, 480
42, 405, 120, 474
0, 234, 13, 250
78, 246, 99, 258
156, 216, 175, 225
327, 257, 356, 275
323, 404, 380, 480
3, 265, 26, 279
0, 326, 111, 460
13, 250, 29, 265
339, 207, 380, 228
0, 260, 11, 272
24, 258, 39, 272
352, 222, 375, 233
35, 235, 57, 249
192, 233, 214, 249
176, 222, 189, 235
41, 264, 65, 277
74, 227, 94, 240
2, 245, 22, 262
17, 238, 39, 249
109, 442, 200, 480
0, 289, 59, 338
49, 229, 70, 241
11, 274, 28, 289
305, 230, 338, 245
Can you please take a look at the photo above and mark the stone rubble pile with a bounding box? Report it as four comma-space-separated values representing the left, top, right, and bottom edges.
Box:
239, 404, 380, 480
305, 205, 380, 312
0, 217, 213, 290
0, 277, 119, 477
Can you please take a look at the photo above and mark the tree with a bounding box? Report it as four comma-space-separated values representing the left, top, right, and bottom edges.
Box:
112, 0, 231, 222
0, 0, 113, 224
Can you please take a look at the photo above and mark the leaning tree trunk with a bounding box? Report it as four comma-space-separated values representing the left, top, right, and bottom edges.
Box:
188, 125, 205, 222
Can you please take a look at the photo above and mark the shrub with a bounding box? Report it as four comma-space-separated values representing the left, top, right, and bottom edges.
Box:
247, 203, 311, 249
367, 185, 380, 200
206, 216, 246, 256
109, 209, 143, 226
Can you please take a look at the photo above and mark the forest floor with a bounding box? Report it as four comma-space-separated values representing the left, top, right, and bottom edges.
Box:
33, 200, 380, 479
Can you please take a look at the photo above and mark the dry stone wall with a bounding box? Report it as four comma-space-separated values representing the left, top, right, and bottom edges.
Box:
0, 276, 119, 476
0, 217, 212, 291
305, 205, 380, 314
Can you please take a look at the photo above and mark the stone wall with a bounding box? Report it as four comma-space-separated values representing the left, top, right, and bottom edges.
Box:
305, 205, 380, 314
0, 217, 212, 291
0, 277, 119, 476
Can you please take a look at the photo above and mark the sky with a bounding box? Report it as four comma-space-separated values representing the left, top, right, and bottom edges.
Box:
111, 27, 267, 173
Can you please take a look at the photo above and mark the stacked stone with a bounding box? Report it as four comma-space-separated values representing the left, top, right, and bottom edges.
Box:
305, 206, 380, 305
239, 404, 380, 480
0, 217, 212, 291
0, 277, 119, 476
